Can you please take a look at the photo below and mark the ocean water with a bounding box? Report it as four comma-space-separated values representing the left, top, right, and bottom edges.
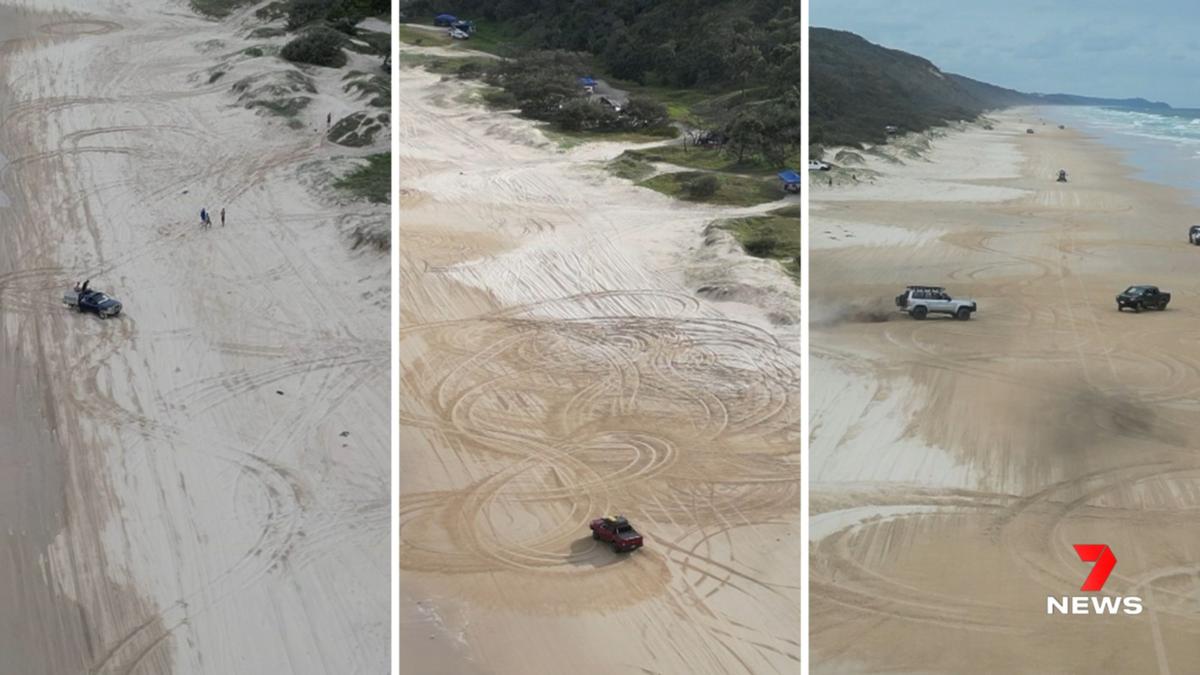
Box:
1050, 106, 1200, 204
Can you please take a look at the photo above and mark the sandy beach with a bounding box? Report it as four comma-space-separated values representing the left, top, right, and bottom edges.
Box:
398, 44, 801, 673
0, 2, 389, 673
811, 109, 1200, 673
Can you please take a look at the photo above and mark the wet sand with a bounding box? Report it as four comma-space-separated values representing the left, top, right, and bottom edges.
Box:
811, 110, 1200, 674
0, 7, 109, 674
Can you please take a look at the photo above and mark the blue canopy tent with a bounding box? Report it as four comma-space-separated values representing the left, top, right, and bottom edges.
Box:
778, 169, 801, 193
434, 13, 457, 26
578, 76, 598, 88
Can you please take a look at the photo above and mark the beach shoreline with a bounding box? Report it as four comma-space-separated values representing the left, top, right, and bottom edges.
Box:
811, 109, 1200, 672
0, 8, 111, 673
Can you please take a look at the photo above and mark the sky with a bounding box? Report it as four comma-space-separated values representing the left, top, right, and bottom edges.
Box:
812, 0, 1200, 108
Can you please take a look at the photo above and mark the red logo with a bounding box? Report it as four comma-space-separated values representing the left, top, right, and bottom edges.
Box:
1074, 544, 1116, 592
1048, 544, 1139, 614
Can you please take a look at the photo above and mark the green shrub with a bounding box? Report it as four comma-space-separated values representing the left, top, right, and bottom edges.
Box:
344, 74, 390, 108
328, 111, 388, 146
329, 17, 358, 35
254, 1, 288, 21
286, 0, 331, 29
356, 30, 390, 55
456, 60, 484, 79
334, 153, 390, 203
249, 26, 287, 38
554, 98, 621, 132
243, 47, 264, 57
742, 236, 777, 258
286, 0, 390, 30
684, 174, 720, 199
622, 96, 668, 129
190, 0, 254, 18
281, 27, 348, 68
250, 97, 311, 117
482, 88, 518, 109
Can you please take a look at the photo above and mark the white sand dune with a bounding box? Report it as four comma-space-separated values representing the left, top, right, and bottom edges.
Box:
0, 2, 389, 673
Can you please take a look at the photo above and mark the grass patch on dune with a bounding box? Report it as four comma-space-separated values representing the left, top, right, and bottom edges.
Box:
638, 171, 780, 207
623, 145, 800, 175
399, 24, 453, 47
352, 29, 391, 56
542, 126, 678, 149
191, 0, 255, 18
249, 26, 287, 38
452, 19, 522, 56
613, 82, 712, 125
607, 155, 656, 181
344, 72, 391, 107
718, 207, 801, 278
397, 52, 493, 76
253, 97, 311, 116
335, 153, 390, 203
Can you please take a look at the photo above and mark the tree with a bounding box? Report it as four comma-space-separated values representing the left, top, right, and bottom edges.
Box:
555, 98, 619, 131
622, 96, 668, 129
489, 50, 586, 121
726, 113, 767, 163
603, 28, 650, 83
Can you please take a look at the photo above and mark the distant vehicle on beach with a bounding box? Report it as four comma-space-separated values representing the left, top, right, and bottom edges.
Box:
1188, 225, 1200, 244
895, 285, 977, 320
1116, 285, 1170, 312
1057, 169, 1068, 182
808, 160, 831, 171
1026, 128, 1035, 134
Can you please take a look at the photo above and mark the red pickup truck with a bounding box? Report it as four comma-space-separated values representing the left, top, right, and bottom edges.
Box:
590, 516, 643, 552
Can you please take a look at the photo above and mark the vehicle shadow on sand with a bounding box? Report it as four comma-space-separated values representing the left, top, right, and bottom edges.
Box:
567, 535, 635, 568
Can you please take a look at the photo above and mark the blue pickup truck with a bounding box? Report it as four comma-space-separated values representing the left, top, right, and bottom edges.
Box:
63, 286, 123, 318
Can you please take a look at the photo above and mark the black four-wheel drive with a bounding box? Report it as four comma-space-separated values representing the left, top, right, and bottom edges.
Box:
1116, 285, 1170, 312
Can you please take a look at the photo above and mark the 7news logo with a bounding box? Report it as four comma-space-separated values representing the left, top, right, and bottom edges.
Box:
1047, 544, 1143, 615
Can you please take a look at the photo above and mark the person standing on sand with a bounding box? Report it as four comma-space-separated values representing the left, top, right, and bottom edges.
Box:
327, 112, 332, 129
220, 207, 225, 227
200, 207, 207, 226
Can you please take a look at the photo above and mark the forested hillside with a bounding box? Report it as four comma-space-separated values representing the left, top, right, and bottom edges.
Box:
403, 0, 800, 92
811, 27, 1176, 148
